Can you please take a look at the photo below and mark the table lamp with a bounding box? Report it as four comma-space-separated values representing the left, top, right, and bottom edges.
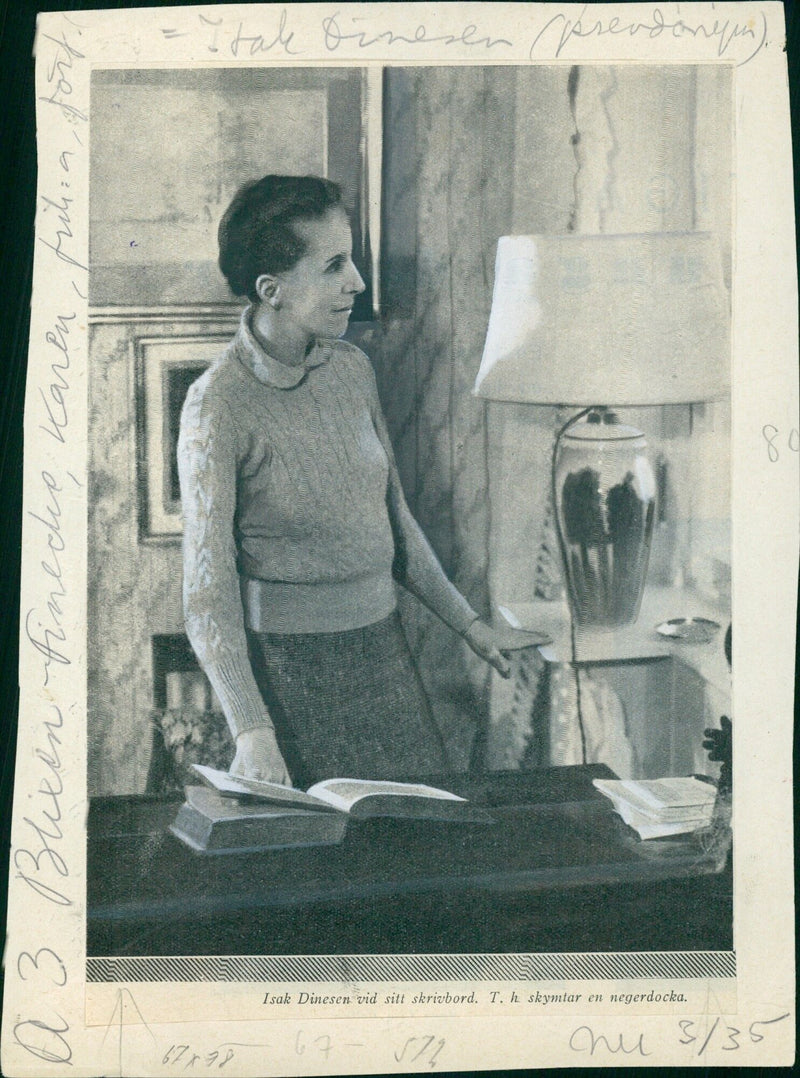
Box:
474, 233, 729, 627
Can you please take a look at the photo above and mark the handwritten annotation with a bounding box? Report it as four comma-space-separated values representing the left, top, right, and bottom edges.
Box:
13, 17, 87, 1071
320, 11, 511, 51
529, 5, 768, 64
8, 5, 787, 1073
762, 423, 800, 462
38, 29, 87, 122
158, 5, 768, 66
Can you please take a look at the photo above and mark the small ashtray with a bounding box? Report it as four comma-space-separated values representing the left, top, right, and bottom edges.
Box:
656, 617, 721, 644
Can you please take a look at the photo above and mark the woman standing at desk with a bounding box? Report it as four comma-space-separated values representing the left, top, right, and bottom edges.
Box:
178, 175, 516, 787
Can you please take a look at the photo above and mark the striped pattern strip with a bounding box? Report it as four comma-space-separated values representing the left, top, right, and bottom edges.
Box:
87, 951, 736, 983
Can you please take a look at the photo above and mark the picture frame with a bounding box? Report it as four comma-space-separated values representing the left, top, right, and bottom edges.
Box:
136, 335, 230, 538
89, 66, 376, 319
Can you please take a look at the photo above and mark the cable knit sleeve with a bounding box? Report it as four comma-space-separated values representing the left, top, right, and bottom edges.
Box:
177, 374, 274, 738
358, 351, 479, 636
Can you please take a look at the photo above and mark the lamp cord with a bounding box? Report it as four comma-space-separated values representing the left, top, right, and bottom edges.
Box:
550, 406, 596, 765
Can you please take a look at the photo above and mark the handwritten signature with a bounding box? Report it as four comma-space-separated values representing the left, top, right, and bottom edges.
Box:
530, 5, 768, 66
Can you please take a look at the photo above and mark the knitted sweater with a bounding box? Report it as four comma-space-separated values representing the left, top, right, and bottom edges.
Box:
177, 311, 478, 738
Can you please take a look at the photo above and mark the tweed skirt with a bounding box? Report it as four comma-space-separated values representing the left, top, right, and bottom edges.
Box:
247, 610, 449, 787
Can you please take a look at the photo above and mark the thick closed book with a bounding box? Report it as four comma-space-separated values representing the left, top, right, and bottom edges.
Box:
192, 764, 494, 823
170, 786, 348, 854
593, 776, 716, 839
593, 777, 716, 822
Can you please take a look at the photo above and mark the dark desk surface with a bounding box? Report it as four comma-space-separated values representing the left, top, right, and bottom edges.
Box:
88, 765, 732, 956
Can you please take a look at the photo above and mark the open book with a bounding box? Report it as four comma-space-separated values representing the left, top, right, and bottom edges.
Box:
192, 764, 493, 823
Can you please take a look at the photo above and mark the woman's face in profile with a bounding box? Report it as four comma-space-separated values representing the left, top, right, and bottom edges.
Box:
271, 208, 366, 341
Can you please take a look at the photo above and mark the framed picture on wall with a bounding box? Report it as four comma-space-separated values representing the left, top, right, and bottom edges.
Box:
90, 67, 377, 319
136, 335, 233, 539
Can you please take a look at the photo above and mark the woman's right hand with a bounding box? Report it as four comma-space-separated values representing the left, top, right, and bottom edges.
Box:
230, 726, 292, 786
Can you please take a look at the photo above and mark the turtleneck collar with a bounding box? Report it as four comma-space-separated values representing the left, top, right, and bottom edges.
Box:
232, 306, 331, 389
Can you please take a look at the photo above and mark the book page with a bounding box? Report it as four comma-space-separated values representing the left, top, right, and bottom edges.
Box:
193, 764, 337, 810
594, 777, 717, 812
2, 2, 797, 1073
617, 777, 717, 808
308, 778, 466, 811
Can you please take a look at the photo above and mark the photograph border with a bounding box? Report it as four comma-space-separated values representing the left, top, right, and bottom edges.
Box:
2, 3, 797, 1073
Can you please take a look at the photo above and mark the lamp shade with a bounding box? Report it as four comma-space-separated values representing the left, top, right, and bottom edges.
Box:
474, 232, 730, 405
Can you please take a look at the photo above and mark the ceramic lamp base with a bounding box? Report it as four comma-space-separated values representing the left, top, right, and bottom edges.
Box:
555, 412, 657, 628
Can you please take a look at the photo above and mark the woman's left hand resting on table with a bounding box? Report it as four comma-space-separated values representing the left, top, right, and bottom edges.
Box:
463, 619, 552, 679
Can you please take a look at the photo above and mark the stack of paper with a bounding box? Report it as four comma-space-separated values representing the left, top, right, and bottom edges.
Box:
593, 777, 717, 840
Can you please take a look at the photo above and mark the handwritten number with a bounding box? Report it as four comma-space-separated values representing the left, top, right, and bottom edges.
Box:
763, 424, 779, 462
763, 424, 800, 462
395, 1037, 446, 1068
697, 1017, 721, 1055
295, 1032, 332, 1060
678, 1019, 696, 1046
394, 1038, 411, 1063
17, 947, 67, 987
428, 1039, 446, 1068
750, 1013, 791, 1042
722, 1024, 741, 1050
412, 1037, 435, 1063
163, 1045, 236, 1069
679, 1013, 790, 1053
